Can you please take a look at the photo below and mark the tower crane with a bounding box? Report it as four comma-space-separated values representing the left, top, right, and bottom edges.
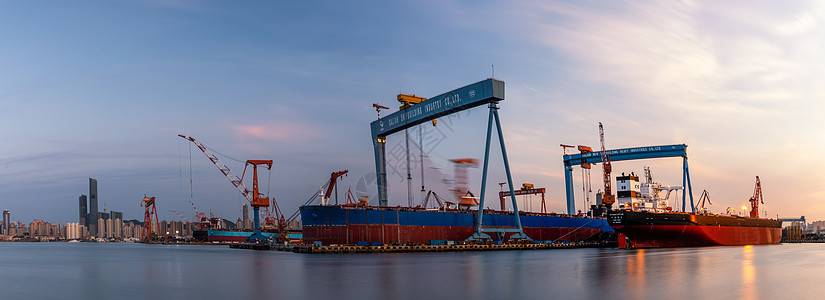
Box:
749, 176, 763, 218
373, 103, 389, 119
598, 123, 615, 211
179, 134, 279, 243
560, 144, 575, 155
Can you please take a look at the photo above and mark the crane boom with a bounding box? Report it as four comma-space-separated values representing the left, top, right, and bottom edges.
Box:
599, 123, 615, 208
179, 134, 265, 204
179, 134, 275, 242
322, 170, 348, 205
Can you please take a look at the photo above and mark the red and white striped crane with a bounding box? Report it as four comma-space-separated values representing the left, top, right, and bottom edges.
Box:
179, 134, 281, 242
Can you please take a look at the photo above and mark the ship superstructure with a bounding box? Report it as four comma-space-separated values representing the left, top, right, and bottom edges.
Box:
616, 167, 682, 212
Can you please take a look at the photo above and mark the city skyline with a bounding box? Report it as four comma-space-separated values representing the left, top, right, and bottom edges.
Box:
2, 1, 824, 223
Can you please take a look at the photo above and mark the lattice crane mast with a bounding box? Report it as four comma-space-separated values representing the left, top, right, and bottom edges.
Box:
178, 134, 276, 243
598, 123, 615, 210
749, 176, 763, 218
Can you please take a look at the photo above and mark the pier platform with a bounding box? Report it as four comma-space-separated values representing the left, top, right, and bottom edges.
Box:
232, 241, 609, 253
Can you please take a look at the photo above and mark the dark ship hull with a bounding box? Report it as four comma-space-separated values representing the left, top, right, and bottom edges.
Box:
608, 210, 781, 248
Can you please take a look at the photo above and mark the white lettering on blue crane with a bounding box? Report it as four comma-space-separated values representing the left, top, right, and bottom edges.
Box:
371, 79, 503, 137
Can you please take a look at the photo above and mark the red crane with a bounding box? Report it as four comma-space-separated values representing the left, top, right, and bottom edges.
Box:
179, 134, 278, 242
599, 123, 615, 209
140, 195, 160, 241
187, 200, 210, 230
322, 170, 348, 205
749, 176, 763, 218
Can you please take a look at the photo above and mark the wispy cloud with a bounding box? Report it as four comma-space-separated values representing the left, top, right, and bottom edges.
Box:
467, 0, 825, 215
231, 121, 324, 154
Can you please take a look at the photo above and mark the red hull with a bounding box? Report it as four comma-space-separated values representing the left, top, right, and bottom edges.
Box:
302, 224, 604, 245
613, 224, 782, 248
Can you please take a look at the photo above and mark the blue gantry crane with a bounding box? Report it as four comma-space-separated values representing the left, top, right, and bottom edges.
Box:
562, 144, 695, 215
369, 79, 531, 242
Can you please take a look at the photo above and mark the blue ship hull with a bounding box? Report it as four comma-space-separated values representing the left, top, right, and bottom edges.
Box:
301, 205, 611, 245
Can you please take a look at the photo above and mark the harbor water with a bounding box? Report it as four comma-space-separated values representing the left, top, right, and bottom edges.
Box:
2, 242, 821, 299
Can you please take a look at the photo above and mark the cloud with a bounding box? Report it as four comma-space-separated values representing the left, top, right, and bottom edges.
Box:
506, 1, 825, 121
231, 122, 324, 153
472, 0, 825, 216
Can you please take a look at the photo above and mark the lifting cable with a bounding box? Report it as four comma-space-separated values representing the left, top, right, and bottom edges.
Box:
189, 142, 193, 198
267, 167, 272, 199
179, 139, 183, 191
202, 142, 244, 164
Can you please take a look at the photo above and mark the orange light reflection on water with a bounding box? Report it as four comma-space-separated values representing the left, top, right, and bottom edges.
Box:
741, 245, 755, 300
626, 249, 646, 298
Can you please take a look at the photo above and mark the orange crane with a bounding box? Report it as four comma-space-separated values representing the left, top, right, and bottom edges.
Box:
179, 134, 278, 243
560, 144, 575, 155
373, 103, 389, 119
140, 195, 160, 241
749, 176, 763, 218
598, 123, 615, 210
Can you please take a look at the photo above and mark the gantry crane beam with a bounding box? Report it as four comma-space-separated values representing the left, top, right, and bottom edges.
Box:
370, 79, 504, 207
563, 144, 694, 214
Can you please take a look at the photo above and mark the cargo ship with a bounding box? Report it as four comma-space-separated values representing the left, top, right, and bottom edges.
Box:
607, 170, 781, 248
301, 204, 612, 245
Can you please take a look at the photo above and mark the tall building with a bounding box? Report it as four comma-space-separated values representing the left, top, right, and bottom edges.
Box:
243, 203, 249, 222
97, 217, 105, 239
2, 210, 9, 235
242, 203, 250, 230
88, 178, 99, 236
110, 211, 123, 222
160, 220, 169, 235
100, 211, 110, 238
78, 195, 87, 226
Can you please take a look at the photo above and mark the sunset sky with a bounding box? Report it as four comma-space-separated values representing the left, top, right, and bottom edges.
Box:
2, 0, 823, 224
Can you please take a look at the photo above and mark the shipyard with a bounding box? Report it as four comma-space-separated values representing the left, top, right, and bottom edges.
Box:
4, 1, 825, 299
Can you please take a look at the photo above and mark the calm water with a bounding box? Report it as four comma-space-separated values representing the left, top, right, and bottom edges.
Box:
2, 242, 822, 299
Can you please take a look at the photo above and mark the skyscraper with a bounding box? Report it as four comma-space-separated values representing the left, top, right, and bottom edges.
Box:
242, 203, 250, 230
78, 195, 87, 226
3, 210, 9, 235
88, 178, 99, 236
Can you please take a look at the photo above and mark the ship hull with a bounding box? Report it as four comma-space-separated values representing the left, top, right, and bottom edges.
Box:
608, 210, 782, 248
300, 205, 611, 245
193, 230, 301, 243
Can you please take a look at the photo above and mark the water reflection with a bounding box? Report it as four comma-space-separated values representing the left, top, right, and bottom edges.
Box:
627, 249, 645, 299
741, 245, 755, 300
3, 243, 823, 300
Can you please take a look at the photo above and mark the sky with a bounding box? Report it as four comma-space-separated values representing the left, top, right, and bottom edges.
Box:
1, 0, 824, 225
